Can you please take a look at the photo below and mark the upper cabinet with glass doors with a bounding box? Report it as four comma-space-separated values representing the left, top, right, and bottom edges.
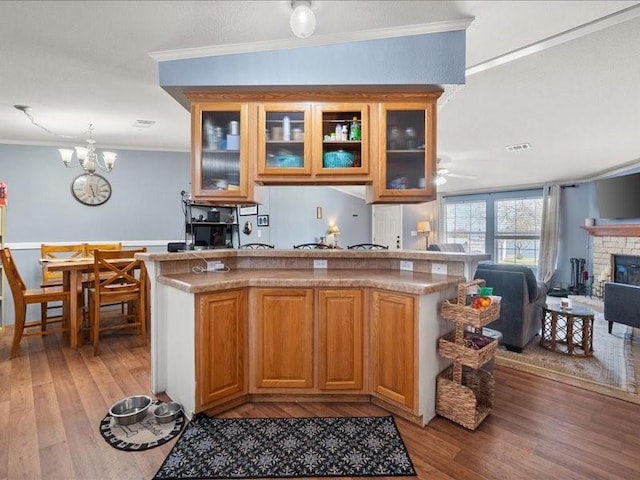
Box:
187, 89, 441, 204
190, 101, 253, 202
369, 100, 437, 203
256, 102, 369, 181
257, 104, 312, 176
313, 104, 368, 176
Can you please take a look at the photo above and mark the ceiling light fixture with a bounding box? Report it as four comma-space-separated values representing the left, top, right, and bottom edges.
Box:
290, 0, 316, 38
58, 124, 116, 174
14, 105, 116, 174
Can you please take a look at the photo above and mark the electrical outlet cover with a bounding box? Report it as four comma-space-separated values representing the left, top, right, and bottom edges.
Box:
314, 259, 328, 269
432, 263, 448, 275
400, 260, 413, 271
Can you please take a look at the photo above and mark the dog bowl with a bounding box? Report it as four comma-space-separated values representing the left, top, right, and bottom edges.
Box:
153, 402, 183, 424
109, 395, 152, 425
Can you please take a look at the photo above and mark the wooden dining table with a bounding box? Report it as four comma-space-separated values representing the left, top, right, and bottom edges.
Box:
43, 256, 138, 349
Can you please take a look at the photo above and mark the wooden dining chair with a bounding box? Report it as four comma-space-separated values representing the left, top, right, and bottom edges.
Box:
84, 242, 122, 256
87, 248, 147, 355
40, 243, 87, 287
2, 247, 70, 358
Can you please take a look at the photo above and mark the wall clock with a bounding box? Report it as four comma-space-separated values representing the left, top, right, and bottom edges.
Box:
71, 174, 112, 206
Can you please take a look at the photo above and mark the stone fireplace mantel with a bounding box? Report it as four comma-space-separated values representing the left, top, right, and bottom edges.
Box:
582, 225, 640, 237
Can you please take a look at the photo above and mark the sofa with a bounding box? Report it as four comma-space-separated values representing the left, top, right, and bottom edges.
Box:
604, 282, 640, 333
473, 263, 549, 352
427, 243, 465, 252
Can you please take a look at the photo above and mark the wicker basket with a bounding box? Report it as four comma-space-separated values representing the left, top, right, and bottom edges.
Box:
438, 327, 499, 369
440, 279, 500, 328
436, 365, 495, 430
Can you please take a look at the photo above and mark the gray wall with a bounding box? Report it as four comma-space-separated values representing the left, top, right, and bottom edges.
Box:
555, 184, 590, 289
0, 143, 190, 325
0, 143, 382, 325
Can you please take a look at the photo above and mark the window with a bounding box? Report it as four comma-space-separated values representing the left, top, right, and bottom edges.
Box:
444, 201, 486, 253
495, 198, 542, 267
442, 189, 543, 270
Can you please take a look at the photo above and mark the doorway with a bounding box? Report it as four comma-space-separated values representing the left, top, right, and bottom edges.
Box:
372, 205, 403, 250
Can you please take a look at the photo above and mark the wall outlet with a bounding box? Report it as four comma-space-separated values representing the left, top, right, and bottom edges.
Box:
432, 263, 448, 275
207, 261, 225, 271
314, 259, 328, 269
400, 260, 413, 271
410, 230, 417, 237
257, 229, 262, 238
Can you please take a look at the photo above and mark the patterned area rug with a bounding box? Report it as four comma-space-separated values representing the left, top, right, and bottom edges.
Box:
154, 415, 416, 479
100, 400, 185, 451
496, 299, 640, 404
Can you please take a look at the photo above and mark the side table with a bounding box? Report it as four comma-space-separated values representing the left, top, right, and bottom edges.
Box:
540, 304, 595, 356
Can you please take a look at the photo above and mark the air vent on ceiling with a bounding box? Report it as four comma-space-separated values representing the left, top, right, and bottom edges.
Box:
505, 143, 531, 152
133, 119, 156, 128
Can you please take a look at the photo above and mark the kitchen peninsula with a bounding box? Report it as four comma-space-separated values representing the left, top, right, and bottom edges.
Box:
138, 248, 490, 426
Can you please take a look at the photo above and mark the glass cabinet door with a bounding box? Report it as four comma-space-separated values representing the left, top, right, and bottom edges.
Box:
313, 104, 369, 176
378, 102, 436, 200
257, 104, 312, 175
192, 102, 250, 200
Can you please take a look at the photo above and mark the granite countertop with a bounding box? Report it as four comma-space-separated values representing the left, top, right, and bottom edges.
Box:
158, 268, 464, 295
139, 248, 486, 263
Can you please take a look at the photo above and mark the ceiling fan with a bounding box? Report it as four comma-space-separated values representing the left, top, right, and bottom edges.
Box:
436, 156, 477, 185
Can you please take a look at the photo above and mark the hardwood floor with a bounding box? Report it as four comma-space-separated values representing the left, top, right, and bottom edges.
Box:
1, 327, 639, 480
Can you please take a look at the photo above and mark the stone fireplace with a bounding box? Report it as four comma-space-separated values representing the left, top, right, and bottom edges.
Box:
587, 225, 640, 295
612, 254, 640, 286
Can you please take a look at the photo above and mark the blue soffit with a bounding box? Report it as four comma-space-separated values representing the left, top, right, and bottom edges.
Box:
156, 30, 466, 110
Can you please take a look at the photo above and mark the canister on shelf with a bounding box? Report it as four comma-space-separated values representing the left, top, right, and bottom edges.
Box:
283, 116, 291, 141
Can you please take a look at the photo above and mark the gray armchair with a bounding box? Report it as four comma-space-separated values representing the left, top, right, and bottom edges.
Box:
604, 282, 640, 333
473, 263, 549, 352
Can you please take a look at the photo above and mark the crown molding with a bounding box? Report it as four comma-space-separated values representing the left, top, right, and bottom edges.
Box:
466, 4, 640, 77
149, 18, 473, 62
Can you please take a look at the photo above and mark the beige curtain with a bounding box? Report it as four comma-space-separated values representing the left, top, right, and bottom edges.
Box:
538, 183, 561, 283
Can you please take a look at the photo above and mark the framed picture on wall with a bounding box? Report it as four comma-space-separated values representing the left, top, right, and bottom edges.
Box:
257, 214, 269, 227
239, 205, 258, 216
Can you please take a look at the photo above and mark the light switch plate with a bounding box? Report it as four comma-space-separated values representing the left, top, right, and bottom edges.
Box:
314, 259, 328, 269
432, 263, 448, 274
400, 260, 413, 271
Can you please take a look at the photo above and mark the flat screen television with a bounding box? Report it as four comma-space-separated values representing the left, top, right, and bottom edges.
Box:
596, 172, 640, 219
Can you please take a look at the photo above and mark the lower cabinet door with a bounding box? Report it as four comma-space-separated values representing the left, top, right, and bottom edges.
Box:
196, 289, 247, 409
318, 289, 364, 390
255, 288, 314, 388
371, 290, 415, 409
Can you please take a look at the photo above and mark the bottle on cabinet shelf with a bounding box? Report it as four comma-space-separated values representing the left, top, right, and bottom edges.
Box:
283, 116, 291, 141
349, 117, 361, 141
341, 124, 349, 141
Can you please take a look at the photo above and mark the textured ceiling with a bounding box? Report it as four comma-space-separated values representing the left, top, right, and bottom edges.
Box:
1, 1, 639, 193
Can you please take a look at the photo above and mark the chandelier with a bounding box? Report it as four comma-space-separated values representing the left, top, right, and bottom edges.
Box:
58, 124, 116, 174
14, 105, 116, 174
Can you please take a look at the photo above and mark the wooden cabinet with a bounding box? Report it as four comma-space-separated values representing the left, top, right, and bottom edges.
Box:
196, 289, 247, 410
257, 103, 312, 176
256, 102, 370, 181
368, 100, 438, 203
318, 289, 364, 390
189, 100, 254, 202
254, 288, 314, 389
186, 89, 441, 203
370, 289, 416, 410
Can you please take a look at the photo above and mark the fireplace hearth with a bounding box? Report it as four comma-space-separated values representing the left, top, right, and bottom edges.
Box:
613, 254, 640, 286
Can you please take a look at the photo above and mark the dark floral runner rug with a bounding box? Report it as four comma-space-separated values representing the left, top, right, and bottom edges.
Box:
154, 414, 416, 479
